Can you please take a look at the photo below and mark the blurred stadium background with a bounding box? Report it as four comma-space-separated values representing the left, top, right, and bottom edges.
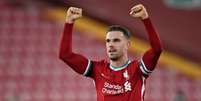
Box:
0, 0, 201, 101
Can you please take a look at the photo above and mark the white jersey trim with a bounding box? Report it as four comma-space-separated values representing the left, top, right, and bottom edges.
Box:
83, 59, 92, 76
141, 76, 146, 101
109, 60, 131, 71
139, 58, 153, 75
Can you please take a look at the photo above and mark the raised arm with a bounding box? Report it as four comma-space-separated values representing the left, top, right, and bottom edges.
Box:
59, 7, 92, 76
130, 4, 163, 75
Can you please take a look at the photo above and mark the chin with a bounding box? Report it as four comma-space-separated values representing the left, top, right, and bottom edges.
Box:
109, 56, 119, 61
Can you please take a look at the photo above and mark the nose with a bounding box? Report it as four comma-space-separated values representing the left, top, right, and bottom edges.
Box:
108, 42, 114, 48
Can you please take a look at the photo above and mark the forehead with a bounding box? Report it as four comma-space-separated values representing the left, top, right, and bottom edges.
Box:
106, 31, 126, 39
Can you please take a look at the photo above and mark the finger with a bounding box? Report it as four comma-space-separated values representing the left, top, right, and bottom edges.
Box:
68, 7, 75, 14
75, 8, 82, 15
129, 10, 135, 15
78, 9, 82, 14
130, 11, 143, 18
74, 8, 81, 12
130, 11, 138, 17
131, 4, 143, 11
129, 9, 141, 15
70, 9, 80, 15
75, 8, 82, 14
131, 5, 140, 10
132, 7, 142, 13
69, 9, 76, 14
69, 7, 79, 13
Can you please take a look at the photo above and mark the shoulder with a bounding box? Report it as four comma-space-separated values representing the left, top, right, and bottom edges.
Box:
129, 59, 140, 66
86, 59, 108, 78
92, 59, 108, 67
128, 59, 142, 73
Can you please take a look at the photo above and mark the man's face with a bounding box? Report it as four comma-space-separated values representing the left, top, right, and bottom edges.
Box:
106, 31, 130, 61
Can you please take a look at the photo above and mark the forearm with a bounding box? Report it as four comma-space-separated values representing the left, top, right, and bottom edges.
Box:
142, 18, 163, 53
59, 23, 89, 74
59, 23, 73, 58
130, 4, 163, 75
140, 18, 163, 72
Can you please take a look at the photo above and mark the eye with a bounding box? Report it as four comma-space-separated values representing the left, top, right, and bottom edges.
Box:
113, 38, 120, 42
106, 39, 110, 43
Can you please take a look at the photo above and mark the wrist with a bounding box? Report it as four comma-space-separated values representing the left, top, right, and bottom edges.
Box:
141, 14, 149, 20
66, 18, 74, 24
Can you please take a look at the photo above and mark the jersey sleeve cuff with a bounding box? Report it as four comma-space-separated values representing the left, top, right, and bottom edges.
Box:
83, 59, 92, 77
139, 58, 153, 75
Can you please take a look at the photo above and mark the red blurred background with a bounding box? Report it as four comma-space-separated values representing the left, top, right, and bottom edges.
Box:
0, 0, 200, 101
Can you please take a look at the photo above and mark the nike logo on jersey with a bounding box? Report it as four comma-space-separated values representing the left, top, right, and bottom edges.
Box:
101, 73, 110, 80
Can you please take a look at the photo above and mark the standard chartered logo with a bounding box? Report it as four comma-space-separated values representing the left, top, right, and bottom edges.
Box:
124, 81, 132, 92
102, 82, 124, 95
102, 81, 132, 95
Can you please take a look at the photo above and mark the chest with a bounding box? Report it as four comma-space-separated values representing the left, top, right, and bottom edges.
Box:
98, 64, 140, 82
94, 64, 142, 95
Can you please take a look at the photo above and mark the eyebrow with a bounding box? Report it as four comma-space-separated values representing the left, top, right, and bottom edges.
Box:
106, 38, 121, 42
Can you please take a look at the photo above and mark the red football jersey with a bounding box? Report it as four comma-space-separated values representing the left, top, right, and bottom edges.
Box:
83, 58, 151, 101
59, 18, 162, 101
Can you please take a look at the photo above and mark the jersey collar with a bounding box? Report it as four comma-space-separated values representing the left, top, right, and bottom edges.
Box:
109, 60, 131, 71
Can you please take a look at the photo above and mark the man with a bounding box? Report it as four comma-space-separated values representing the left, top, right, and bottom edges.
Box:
59, 4, 163, 101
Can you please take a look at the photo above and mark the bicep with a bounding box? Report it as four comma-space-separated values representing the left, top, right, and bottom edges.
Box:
61, 52, 92, 76
139, 48, 161, 76
143, 48, 161, 70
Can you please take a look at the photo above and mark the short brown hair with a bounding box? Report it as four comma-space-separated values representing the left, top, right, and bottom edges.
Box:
107, 25, 131, 39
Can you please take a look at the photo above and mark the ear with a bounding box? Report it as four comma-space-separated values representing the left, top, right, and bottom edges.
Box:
126, 40, 131, 49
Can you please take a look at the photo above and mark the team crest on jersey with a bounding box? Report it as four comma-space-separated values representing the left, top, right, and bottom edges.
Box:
123, 70, 129, 80
124, 81, 132, 92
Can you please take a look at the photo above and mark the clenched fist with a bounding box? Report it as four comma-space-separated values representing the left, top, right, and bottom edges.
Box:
66, 7, 82, 23
130, 4, 148, 20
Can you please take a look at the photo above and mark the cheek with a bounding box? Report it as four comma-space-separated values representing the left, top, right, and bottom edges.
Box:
120, 43, 128, 51
116, 43, 125, 50
106, 44, 109, 49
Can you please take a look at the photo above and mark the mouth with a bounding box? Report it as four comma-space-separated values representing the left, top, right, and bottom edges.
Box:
108, 49, 117, 53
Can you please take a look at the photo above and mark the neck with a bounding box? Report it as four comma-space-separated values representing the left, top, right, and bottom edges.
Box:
110, 55, 128, 68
